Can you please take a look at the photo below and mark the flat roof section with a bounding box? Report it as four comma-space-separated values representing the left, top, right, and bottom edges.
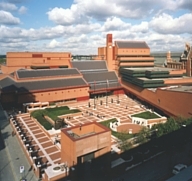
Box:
123, 67, 177, 71
62, 122, 110, 141
16, 68, 80, 79
160, 85, 192, 93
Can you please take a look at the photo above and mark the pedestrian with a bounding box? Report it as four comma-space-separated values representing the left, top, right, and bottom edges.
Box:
12, 131, 15, 136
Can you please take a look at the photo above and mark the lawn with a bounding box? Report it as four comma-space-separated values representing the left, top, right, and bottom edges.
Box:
31, 106, 81, 130
31, 110, 53, 130
132, 111, 160, 119
100, 118, 133, 140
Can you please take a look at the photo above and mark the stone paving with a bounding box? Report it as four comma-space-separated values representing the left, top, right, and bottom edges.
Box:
64, 94, 145, 127
17, 114, 61, 165
62, 94, 146, 148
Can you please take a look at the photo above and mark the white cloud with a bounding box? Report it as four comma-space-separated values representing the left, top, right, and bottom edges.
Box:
75, 0, 157, 20
47, 5, 88, 25
47, 0, 159, 26
130, 22, 149, 33
18, 6, 27, 14
100, 17, 131, 31
0, 2, 17, 11
0, 22, 99, 43
47, 39, 60, 48
149, 13, 192, 34
1, 0, 192, 55
0, 10, 20, 25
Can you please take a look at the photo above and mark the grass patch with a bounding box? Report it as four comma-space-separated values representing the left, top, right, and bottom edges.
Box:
100, 118, 133, 140
31, 110, 53, 130
132, 111, 160, 119
31, 106, 81, 130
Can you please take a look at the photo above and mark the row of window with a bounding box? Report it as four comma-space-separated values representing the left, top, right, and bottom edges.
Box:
121, 50, 146, 53
40, 89, 87, 96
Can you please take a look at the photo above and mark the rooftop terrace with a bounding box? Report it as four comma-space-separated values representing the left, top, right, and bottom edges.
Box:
62, 122, 109, 141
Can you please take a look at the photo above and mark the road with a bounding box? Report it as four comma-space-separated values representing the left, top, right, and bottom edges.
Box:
113, 143, 192, 181
0, 131, 16, 181
0, 107, 38, 181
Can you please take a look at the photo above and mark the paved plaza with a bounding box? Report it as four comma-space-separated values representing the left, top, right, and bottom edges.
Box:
61, 94, 146, 148
64, 94, 145, 127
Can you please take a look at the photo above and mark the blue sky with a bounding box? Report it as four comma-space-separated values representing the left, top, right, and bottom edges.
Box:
0, 0, 192, 54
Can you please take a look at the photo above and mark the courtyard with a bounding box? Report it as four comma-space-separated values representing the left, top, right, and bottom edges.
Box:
62, 94, 145, 127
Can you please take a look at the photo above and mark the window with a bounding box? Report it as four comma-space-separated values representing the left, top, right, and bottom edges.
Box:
32, 54, 42, 58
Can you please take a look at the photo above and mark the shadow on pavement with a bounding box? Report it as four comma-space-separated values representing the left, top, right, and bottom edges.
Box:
0, 130, 5, 150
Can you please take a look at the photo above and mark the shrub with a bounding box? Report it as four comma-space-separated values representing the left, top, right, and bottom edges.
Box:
31, 106, 81, 130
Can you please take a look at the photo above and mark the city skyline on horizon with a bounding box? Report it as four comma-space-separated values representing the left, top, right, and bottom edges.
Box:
0, 0, 192, 55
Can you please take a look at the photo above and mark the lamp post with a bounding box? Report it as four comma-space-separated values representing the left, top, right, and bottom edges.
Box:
117, 82, 119, 104
94, 81, 96, 109
106, 80, 109, 107
15, 89, 18, 108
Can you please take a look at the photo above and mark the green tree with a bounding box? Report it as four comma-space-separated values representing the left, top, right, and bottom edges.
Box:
136, 127, 150, 144
117, 131, 133, 151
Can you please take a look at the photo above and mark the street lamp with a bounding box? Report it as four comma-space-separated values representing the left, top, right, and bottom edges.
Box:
116, 82, 119, 104
94, 81, 96, 109
106, 80, 109, 107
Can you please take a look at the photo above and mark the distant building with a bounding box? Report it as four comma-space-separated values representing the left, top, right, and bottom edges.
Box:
96, 33, 154, 72
180, 43, 192, 76
1, 52, 72, 74
0, 34, 192, 118
0, 60, 122, 108
95, 34, 192, 118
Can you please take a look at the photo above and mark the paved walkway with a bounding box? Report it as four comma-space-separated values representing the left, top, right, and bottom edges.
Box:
0, 106, 38, 181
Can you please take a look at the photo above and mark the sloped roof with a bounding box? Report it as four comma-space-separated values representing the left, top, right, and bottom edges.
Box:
89, 81, 121, 90
81, 71, 121, 90
0, 77, 87, 92
83, 71, 118, 83
16, 68, 80, 79
116, 41, 149, 49
71, 60, 108, 73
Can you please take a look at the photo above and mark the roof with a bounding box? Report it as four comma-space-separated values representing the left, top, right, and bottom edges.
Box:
123, 67, 174, 71
116, 41, 149, 49
82, 71, 121, 90
83, 71, 118, 83
89, 81, 121, 91
160, 85, 192, 93
71, 60, 108, 73
16, 68, 80, 79
0, 77, 88, 93
61, 122, 110, 141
